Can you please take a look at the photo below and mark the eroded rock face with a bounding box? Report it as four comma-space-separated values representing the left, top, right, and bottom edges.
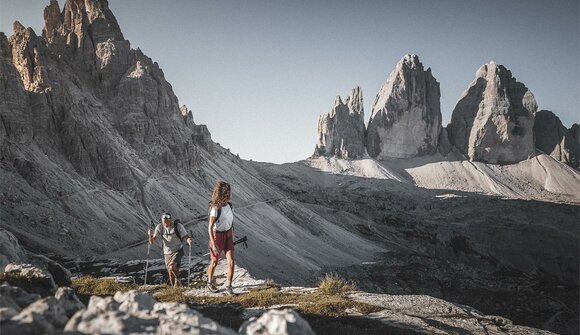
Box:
448, 61, 537, 164
366, 54, 441, 159
350, 293, 555, 335
2, 0, 214, 193
534, 110, 578, 168
314, 87, 366, 158
0, 228, 27, 271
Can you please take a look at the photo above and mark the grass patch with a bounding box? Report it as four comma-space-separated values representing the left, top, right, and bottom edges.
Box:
71, 276, 138, 296
160, 285, 382, 317
154, 286, 188, 303
69, 276, 382, 318
318, 273, 357, 295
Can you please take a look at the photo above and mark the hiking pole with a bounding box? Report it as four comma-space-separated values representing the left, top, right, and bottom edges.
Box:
144, 221, 153, 285
188, 230, 192, 288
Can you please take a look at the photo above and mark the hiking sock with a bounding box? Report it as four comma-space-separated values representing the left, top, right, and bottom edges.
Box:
226, 279, 232, 287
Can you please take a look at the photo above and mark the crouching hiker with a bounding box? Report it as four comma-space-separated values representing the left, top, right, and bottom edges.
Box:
149, 213, 192, 287
207, 181, 235, 295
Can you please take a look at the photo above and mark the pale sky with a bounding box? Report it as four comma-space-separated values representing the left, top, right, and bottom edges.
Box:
1, 0, 579, 163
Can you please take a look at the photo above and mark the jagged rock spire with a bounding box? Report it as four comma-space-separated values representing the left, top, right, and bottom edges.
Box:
366, 54, 441, 159
448, 61, 537, 164
314, 86, 366, 159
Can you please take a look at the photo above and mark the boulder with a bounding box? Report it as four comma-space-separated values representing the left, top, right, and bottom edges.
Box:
239, 308, 315, 335
54, 287, 85, 318
15, 296, 69, 328
0, 282, 41, 308
64, 290, 236, 335
448, 61, 537, 163
29, 253, 72, 287
4, 263, 57, 296
314, 86, 366, 159
0, 295, 21, 321
366, 54, 441, 159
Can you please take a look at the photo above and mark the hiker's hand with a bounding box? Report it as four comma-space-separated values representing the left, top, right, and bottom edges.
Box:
187, 237, 192, 246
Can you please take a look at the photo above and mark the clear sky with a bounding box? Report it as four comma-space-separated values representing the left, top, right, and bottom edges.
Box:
1, 0, 579, 163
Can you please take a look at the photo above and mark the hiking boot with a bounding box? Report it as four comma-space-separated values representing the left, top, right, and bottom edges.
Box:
224, 285, 234, 296
206, 282, 218, 293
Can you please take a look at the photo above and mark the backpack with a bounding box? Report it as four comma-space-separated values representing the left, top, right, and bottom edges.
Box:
158, 220, 184, 240
208, 201, 234, 230
173, 219, 183, 240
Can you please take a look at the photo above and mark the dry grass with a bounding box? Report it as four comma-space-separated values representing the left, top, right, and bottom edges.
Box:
318, 273, 357, 295
70, 276, 381, 318
71, 276, 137, 296
154, 286, 188, 303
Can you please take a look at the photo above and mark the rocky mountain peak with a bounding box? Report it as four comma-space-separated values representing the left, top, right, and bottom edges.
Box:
401, 53, 421, 69
366, 54, 441, 159
43, 0, 124, 45
8, 20, 49, 92
314, 87, 366, 158
345, 86, 363, 114
448, 61, 537, 163
534, 110, 579, 168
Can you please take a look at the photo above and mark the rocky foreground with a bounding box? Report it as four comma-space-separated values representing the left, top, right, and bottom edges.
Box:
0, 229, 558, 335
0, 266, 552, 334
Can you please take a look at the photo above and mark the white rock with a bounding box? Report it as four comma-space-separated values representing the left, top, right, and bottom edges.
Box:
157, 307, 237, 335
239, 308, 315, 335
54, 287, 85, 318
15, 296, 69, 328
114, 290, 156, 317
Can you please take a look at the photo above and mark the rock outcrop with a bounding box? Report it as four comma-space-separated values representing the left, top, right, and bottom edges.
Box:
63, 291, 237, 334
350, 293, 555, 335
0, 229, 27, 271
4, 263, 58, 296
240, 308, 315, 335
534, 110, 578, 168
448, 61, 537, 164
314, 87, 366, 158
366, 54, 441, 159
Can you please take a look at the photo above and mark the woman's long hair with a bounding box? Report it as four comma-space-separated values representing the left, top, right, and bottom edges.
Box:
210, 181, 231, 208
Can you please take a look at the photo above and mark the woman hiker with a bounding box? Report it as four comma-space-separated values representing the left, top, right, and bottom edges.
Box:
148, 212, 192, 287
206, 181, 235, 295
